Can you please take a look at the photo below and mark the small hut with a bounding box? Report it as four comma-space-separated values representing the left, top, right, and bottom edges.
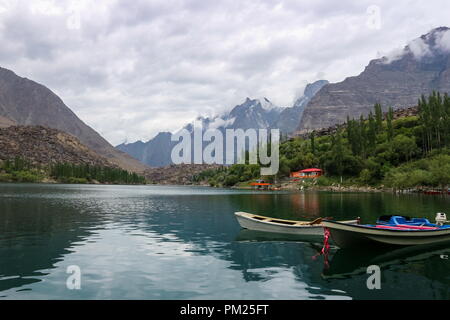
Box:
290, 168, 323, 180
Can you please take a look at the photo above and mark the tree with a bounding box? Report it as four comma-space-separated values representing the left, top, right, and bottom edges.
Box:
386, 107, 394, 142
374, 103, 383, 133
367, 112, 377, 152
310, 132, 316, 155
391, 134, 418, 164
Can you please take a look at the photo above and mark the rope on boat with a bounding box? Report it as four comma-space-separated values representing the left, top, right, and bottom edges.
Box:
312, 227, 331, 269
321, 227, 331, 254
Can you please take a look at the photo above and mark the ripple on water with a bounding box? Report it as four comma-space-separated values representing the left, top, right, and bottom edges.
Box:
1, 184, 449, 299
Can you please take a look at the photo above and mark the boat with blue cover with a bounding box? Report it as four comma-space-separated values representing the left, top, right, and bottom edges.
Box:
322, 213, 450, 248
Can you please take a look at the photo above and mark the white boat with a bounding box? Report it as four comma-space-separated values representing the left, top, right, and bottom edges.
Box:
322, 217, 450, 248
234, 211, 359, 236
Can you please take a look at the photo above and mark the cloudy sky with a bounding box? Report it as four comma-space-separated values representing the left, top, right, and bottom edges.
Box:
0, 0, 449, 145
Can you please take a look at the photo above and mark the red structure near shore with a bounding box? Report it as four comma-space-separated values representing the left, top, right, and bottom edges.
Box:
250, 180, 273, 190
290, 168, 323, 180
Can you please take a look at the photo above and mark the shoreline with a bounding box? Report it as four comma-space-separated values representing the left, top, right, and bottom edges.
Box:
230, 182, 450, 195
1, 180, 448, 196
0, 180, 147, 186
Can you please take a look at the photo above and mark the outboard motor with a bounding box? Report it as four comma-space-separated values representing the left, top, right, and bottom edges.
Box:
435, 213, 447, 226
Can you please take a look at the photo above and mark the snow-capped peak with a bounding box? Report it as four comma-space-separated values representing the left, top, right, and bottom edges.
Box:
258, 97, 274, 110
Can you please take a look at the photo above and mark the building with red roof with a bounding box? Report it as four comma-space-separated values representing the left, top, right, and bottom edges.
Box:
290, 168, 323, 180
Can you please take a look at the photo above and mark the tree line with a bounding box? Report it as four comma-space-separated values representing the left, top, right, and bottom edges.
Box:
50, 163, 146, 184
0, 157, 146, 185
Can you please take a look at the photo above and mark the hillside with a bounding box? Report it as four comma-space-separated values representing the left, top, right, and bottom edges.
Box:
145, 164, 224, 185
0, 67, 148, 173
0, 125, 147, 184
298, 27, 450, 133
0, 125, 115, 168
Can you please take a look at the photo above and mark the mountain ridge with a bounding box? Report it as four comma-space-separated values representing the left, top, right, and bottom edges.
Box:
297, 27, 450, 133
0, 67, 148, 173
0, 125, 116, 168
116, 84, 327, 168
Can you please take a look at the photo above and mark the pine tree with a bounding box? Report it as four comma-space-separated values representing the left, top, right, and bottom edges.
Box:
374, 103, 383, 133
367, 112, 377, 153
387, 107, 394, 142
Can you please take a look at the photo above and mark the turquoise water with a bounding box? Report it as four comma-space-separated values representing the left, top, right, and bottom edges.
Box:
0, 183, 449, 300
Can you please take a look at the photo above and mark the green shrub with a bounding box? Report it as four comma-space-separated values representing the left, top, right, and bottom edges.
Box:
13, 170, 42, 183
62, 177, 89, 184
0, 172, 13, 182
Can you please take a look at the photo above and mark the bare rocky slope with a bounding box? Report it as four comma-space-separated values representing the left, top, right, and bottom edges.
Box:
0, 67, 148, 172
298, 27, 450, 133
0, 125, 116, 168
145, 164, 223, 185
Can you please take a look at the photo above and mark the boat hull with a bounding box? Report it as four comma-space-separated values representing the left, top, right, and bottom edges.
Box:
235, 212, 357, 236
322, 220, 450, 248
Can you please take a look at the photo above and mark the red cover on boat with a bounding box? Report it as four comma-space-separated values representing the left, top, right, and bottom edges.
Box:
375, 225, 438, 230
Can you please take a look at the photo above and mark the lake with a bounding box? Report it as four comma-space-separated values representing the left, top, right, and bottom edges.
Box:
0, 183, 449, 300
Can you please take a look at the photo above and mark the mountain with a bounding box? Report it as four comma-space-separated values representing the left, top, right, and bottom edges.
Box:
298, 27, 450, 133
275, 80, 328, 134
226, 97, 283, 130
117, 97, 286, 167
0, 67, 148, 172
117, 132, 174, 168
0, 125, 115, 168
145, 164, 223, 185
117, 82, 327, 167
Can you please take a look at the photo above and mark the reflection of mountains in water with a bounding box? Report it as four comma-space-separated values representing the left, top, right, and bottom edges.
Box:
322, 243, 450, 299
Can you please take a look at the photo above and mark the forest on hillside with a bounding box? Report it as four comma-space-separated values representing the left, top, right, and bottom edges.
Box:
0, 157, 146, 185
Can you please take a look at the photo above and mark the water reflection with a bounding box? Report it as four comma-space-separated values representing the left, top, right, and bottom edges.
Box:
0, 184, 449, 299
0, 197, 104, 293
322, 243, 450, 300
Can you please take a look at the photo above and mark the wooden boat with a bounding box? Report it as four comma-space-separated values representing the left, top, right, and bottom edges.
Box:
234, 211, 359, 236
322, 215, 450, 248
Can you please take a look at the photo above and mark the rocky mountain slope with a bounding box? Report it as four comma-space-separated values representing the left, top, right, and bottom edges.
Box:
145, 164, 223, 185
117, 97, 285, 167
0, 126, 115, 168
0, 67, 148, 172
275, 80, 328, 133
298, 27, 450, 133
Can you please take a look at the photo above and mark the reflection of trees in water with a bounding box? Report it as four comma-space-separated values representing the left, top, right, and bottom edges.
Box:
127, 193, 450, 299
129, 195, 331, 289
0, 198, 102, 292
228, 241, 324, 283
323, 244, 450, 299
230, 192, 450, 223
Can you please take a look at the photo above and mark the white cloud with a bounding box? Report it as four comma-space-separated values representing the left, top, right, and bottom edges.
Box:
0, 0, 449, 145
408, 37, 432, 59
436, 29, 450, 51
208, 117, 236, 130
